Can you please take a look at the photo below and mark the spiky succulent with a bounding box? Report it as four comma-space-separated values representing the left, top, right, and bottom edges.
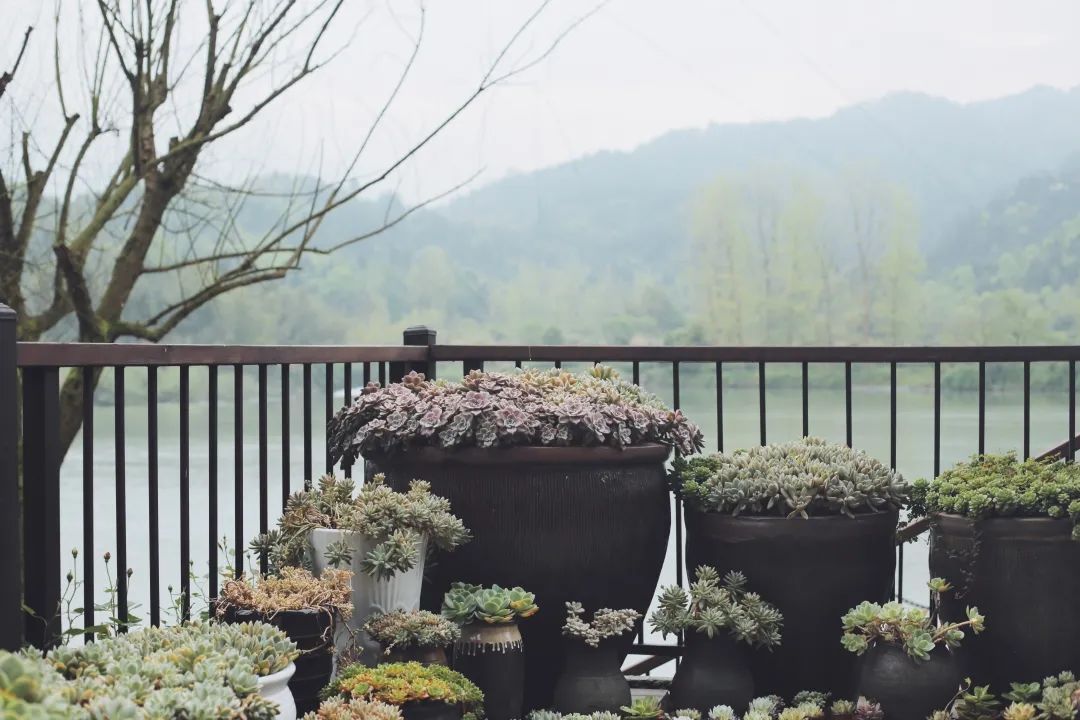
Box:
303, 698, 405, 720
252, 474, 470, 579
363, 610, 461, 652
791, 692, 830, 712
910, 453, 1080, 541
671, 437, 909, 518
620, 697, 665, 719
562, 602, 641, 647
325, 661, 483, 713
327, 368, 705, 462
841, 578, 985, 661
441, 583, 539, 625
650, 566, 782, 648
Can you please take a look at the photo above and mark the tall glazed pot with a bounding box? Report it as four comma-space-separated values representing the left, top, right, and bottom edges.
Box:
369, 444, 671, 711
929, 514, 1080, 688
452, 622, 525, 720
685, 509, 899, 698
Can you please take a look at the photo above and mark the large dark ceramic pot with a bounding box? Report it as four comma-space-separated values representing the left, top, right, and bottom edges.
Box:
853, 644, 963, 720
381, 645, 449, 666
219, 607, 333, 715
401, 702, 462, 720
667, 632, 754, 715
452, 623, 525, 720
371, 444, 670, 710
929, 514, 1080, 688
552, 638, 631, 714
684, 509, 899, 698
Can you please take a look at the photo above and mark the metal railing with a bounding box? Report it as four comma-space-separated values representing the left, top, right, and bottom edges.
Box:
3, 311, 1078, 663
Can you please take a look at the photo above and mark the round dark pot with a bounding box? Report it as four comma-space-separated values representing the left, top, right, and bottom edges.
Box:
853, 644, 962, 720
381, 645, 449, 666
668, 632, 754, 715
552, 638, 631, 714
929, 514, 1080, 689
452, 623, 525, 720
370, 444, 670, 710
684, 508, 899, 698
219, 607, 333, 715
401, 701, 463, 720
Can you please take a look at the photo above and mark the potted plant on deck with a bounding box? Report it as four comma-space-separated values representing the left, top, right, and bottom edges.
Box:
910, 452, 1080, 689
254, 473, 469, 660
363, 609, 461, 665
303, 698, 406, 720
670, 437, 909, 697
326, 366, 704, 709
215, 567, 353, 715
841, 577, 985, 720
649, 567, 783, 715
324, 661, 484, 720
442, 582, 539, 720
551, 602, 642, 714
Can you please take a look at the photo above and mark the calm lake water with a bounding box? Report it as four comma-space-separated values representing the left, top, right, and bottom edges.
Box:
57, 368, 1078, 646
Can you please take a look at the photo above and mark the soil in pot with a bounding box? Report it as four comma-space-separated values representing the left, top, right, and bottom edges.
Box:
452, 623, 525, 720
930, 515, 1080, 688
400, 702, 463, 720
221, 608, 332, 716
551, 638, 631, 714
853, 644, 963, 720
684, 508, 899, 698
371, 444, 670, 710
667, 632, 754, 715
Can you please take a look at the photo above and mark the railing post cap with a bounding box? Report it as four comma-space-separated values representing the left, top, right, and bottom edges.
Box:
0, 304, 14, 319
403, 326, 436, 345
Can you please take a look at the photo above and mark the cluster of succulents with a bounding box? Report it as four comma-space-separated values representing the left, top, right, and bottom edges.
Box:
671, 437, 909, 518
326, 367, 705, 462
252, 474, 470, 579
527, 712, 622, 720
303, 697, 405, 720
325, 661, 483, 716
929, 672, 1079, 720
910, 453, 1080, 540
707, 693, 881, 720
650, 566, 783, 648
1, 621, 296, 718
841, 577, 985, 661
622, 697, 666, 719
441, 582, 539, 625
561, 602, 641, 647
363, 610, 462, 652
215, 566, 354, 618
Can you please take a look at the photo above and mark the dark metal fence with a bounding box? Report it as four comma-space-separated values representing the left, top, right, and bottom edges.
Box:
3, 311, 1078, 663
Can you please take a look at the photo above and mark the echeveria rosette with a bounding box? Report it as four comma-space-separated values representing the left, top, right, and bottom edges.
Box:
910, 452, 1080, 541
327, 367, 705, 464
671, 437, 909, 518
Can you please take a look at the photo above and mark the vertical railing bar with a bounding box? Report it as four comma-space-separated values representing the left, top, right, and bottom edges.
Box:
714, 362, 724, 452
1070, 360, 1076, 462
845, 361, 853, 448
303, 364, 312, 489
233, 365, 244, 577
1023, 361, 1031, 460
281, 364, 291, 509
258, 364, 268, 575
0, 307, 18, 651
758, 362, 766, 446
114, 366, 128, 629
208, 366, 219, 599
343, 362, 353, 478
325, 363, 334, 474
554, 360, 562, 369
801, 361, 809, 437
515, 360, 523, 369
378, 361, 386, 387
81, 366, 95, 640
179, 366, 190, 621
890, 361, 899, 602
363, 361, 371, 386
934, 362, 941, 477
147, 367, 160, 626
672, 360, 683, 656
978, 361, 986, 456
632, 361, 640, 386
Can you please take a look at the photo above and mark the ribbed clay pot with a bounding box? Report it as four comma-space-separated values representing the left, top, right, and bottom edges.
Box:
220, 608, 332, 716
452, 622, 525, 720
685, 509, 899, 698
370, 444, 670, 710
381, 645, 449, 666
667, 632, 754, 715
552, 638, 631, 714
929, 514, 1080, 688
853, 644, 963, 720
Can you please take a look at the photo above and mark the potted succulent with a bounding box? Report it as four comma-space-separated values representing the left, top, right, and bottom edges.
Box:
927, 672, 1079, 720
254, 473, 469, 660
841, 577, 985, 720
670, 437, 908, 696
442, 582, 539, 720
327, 367, 704, 709
324, 661, 484, 720
215, 567, 353, 715
705, 694, 882, 720
649, 567, 783, 714
911, 452, 1080, 689
363, 609, 461, 665
27, 621, 298, 718
303, 697, 406, 720
551, 602, 641, 713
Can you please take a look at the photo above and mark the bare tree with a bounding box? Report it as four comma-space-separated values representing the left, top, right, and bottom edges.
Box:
1, 0, 601, 455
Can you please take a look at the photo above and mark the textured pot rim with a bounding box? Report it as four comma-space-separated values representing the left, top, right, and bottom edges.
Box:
932, 512, 1075, 537
685, 507, 901, 524
364, 443, 671, 466
257, 662, 296, 687
225, 606, 330, 618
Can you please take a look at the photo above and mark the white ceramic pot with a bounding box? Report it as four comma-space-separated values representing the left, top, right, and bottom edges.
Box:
310, 528, 427, 658
257, 663, 296, 720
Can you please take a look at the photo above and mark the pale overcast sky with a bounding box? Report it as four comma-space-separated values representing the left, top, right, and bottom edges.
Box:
5, 0, 1080, 202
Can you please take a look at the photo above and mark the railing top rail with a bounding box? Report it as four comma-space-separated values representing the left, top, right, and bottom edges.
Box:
431, 344, 1080, 363
16, 343, 428, 367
